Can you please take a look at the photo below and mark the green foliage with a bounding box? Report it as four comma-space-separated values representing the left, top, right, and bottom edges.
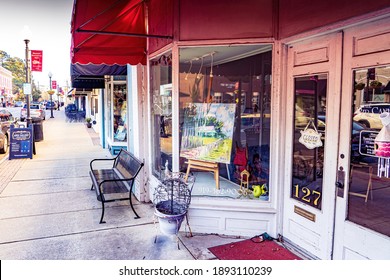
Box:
32, 86, 42, 101
0, 51, 10, 64
205, 116, 225, 138
2, 55, 26, 94
1, 50, 41, 100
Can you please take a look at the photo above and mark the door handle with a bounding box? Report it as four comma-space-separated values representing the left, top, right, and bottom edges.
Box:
336, 167, 345, 198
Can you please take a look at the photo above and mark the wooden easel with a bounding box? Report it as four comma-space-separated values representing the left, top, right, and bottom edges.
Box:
185, 159, 220, 189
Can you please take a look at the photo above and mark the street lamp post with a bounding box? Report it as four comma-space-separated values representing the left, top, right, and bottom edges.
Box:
48, 72, 54, 118
24, 39, 32, 127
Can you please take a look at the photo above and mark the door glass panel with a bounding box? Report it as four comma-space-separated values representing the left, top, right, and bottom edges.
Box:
348, 65, 390, 237
113, 83, 127, 142
150, 52, 172, 178
291, 75, 327, 209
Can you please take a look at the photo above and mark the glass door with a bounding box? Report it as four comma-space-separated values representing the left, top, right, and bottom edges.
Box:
282, 33, 342, 260
333, 17, 390, 259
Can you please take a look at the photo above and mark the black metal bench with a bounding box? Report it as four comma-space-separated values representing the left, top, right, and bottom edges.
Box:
89, 149, 144, 223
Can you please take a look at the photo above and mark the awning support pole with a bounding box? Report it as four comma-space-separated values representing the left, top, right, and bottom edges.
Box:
76, 29, 173, 39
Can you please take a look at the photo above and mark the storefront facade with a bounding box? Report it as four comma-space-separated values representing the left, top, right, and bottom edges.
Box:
71, 0, 390, 259
145, 0, 390, 260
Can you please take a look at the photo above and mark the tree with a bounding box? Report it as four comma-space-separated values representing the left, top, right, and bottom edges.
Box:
0, 51, 10, 65
1, 51, 26, 95
1, 50, 41, 101
32, 81, 42, 101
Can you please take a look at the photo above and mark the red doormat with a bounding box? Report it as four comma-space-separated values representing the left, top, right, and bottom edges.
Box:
208, 237, 302, 260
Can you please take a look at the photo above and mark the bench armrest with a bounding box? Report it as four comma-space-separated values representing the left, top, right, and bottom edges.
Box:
90, 157, 116, 172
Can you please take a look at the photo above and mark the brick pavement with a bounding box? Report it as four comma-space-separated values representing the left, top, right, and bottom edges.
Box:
0, 156, 26, 194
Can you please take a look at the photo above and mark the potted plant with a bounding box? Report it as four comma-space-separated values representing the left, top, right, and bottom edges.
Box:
355, 82, 365, 91
370, 80, 382, 89
85, 117, 92, 128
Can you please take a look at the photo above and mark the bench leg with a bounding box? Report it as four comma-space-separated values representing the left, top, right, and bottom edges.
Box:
99, 193, 106, 224
129, 192, 140, 219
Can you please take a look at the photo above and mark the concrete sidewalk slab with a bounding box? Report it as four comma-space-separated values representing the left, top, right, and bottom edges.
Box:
2, 177, 92, 196
0, 203, 155, 245
0, 223, 194, 260
12, 166, 90, 181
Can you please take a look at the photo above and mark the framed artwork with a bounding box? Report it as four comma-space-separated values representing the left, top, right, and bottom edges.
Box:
180, 103, 236, 164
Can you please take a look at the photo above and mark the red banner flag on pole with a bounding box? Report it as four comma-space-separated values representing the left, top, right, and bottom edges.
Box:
52, 81, 57, 89
31, 50, 43, 72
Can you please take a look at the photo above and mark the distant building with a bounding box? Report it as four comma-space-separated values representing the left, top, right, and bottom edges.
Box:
0, 65, 13, 104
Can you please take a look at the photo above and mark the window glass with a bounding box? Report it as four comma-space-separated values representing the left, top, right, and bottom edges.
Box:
112, 83, 127, 142
291, 75, 327, 209
179, 45, 272, 200
150, 52, 173, 178
349, 66, 390, 237
107, 83, 112, 140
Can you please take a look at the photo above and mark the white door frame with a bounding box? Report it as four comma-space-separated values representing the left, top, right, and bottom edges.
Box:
282, 32, 343, 259
333, 16, 390, 260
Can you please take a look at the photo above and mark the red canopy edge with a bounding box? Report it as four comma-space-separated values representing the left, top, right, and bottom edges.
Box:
71, 0, 172, 66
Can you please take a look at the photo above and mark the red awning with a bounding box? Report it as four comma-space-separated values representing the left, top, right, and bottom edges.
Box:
71, 0, 150, 65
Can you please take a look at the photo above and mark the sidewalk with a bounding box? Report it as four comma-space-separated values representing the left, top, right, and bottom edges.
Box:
0, 110, 240, 260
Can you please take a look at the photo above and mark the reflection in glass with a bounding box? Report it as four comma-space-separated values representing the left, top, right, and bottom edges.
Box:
150, 53, 173, 178
113, 84, 127, 142
291, 75, 327, 209
348, 66, 390, 237
178, 45, 272, 199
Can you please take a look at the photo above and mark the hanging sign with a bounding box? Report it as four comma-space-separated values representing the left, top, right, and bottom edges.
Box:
359, 130, 379, 157
299, 120, 323, 149
52, 81, 57, 89
30, 50, 43, 72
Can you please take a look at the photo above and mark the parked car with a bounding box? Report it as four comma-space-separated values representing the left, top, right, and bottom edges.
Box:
14, 101, 24, 107
20, 103, 46, 121
316, 115, 365, 162
0, 109, 16, 154
46, 101, 57, 110
353, 103, 390, 129
40, 101, 46, 110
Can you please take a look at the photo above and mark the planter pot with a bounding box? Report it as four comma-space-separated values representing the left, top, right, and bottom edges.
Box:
155, 200, 187, 235
86, 123, 92, 128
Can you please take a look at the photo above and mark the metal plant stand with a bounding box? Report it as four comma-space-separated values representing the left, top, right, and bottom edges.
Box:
153, 173, 195, 249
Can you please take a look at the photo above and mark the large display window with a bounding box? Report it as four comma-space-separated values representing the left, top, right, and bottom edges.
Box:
178, 45, 272, 200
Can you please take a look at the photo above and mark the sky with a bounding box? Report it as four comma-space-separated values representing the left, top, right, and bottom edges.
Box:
0, 0, 74, 89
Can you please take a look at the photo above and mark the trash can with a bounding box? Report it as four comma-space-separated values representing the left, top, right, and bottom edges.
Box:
32, 117, 44, 142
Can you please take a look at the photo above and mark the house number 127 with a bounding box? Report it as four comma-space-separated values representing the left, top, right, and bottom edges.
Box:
293, 185, 321, 206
